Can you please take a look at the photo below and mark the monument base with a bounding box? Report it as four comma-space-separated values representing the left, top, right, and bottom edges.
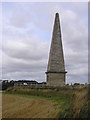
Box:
46, 72, 67, 87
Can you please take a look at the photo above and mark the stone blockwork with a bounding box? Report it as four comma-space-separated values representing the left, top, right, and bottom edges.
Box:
46, 13, 67, 87
46, 72, 65, 87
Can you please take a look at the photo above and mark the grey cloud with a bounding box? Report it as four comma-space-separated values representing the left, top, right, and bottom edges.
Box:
2, 38, 49, 60
2, 52, 47, 81
2, 3, 88, 84
2, 70, 46, 82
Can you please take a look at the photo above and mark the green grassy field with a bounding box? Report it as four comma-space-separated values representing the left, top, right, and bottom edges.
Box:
2, 85, 89, 118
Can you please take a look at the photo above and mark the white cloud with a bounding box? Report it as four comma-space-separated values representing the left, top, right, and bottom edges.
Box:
2, 2, 88, 84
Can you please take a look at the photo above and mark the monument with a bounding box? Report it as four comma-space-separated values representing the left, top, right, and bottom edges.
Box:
46, 13, 67, 87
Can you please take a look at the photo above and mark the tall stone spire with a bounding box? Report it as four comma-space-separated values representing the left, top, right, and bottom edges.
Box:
46, 13, 67, 87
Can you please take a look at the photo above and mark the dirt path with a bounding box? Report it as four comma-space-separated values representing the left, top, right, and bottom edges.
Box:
2, 93, 60, 118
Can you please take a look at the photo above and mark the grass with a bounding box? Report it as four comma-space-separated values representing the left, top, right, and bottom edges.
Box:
2, 85, 89, 118
2, 92, 60, 118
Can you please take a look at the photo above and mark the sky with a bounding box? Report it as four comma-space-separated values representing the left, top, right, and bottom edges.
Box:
0, 2, 88, 84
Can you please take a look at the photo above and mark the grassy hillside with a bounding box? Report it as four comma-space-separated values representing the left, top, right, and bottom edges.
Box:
2, 85, 89, 118
3, 94, 60, 118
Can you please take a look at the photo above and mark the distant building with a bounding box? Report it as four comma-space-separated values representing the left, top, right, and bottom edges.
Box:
14, 80, 38, 87
14, 80, 46, 88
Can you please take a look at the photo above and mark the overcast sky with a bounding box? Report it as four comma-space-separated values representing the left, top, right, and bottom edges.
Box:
1, 2, 88, 84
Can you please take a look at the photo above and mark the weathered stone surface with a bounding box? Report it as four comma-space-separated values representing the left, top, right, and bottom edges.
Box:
46, 73, 65, 87
46, 13, 66, 86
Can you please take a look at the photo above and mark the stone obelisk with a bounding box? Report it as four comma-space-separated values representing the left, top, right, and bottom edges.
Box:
46, 13, 67, 86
